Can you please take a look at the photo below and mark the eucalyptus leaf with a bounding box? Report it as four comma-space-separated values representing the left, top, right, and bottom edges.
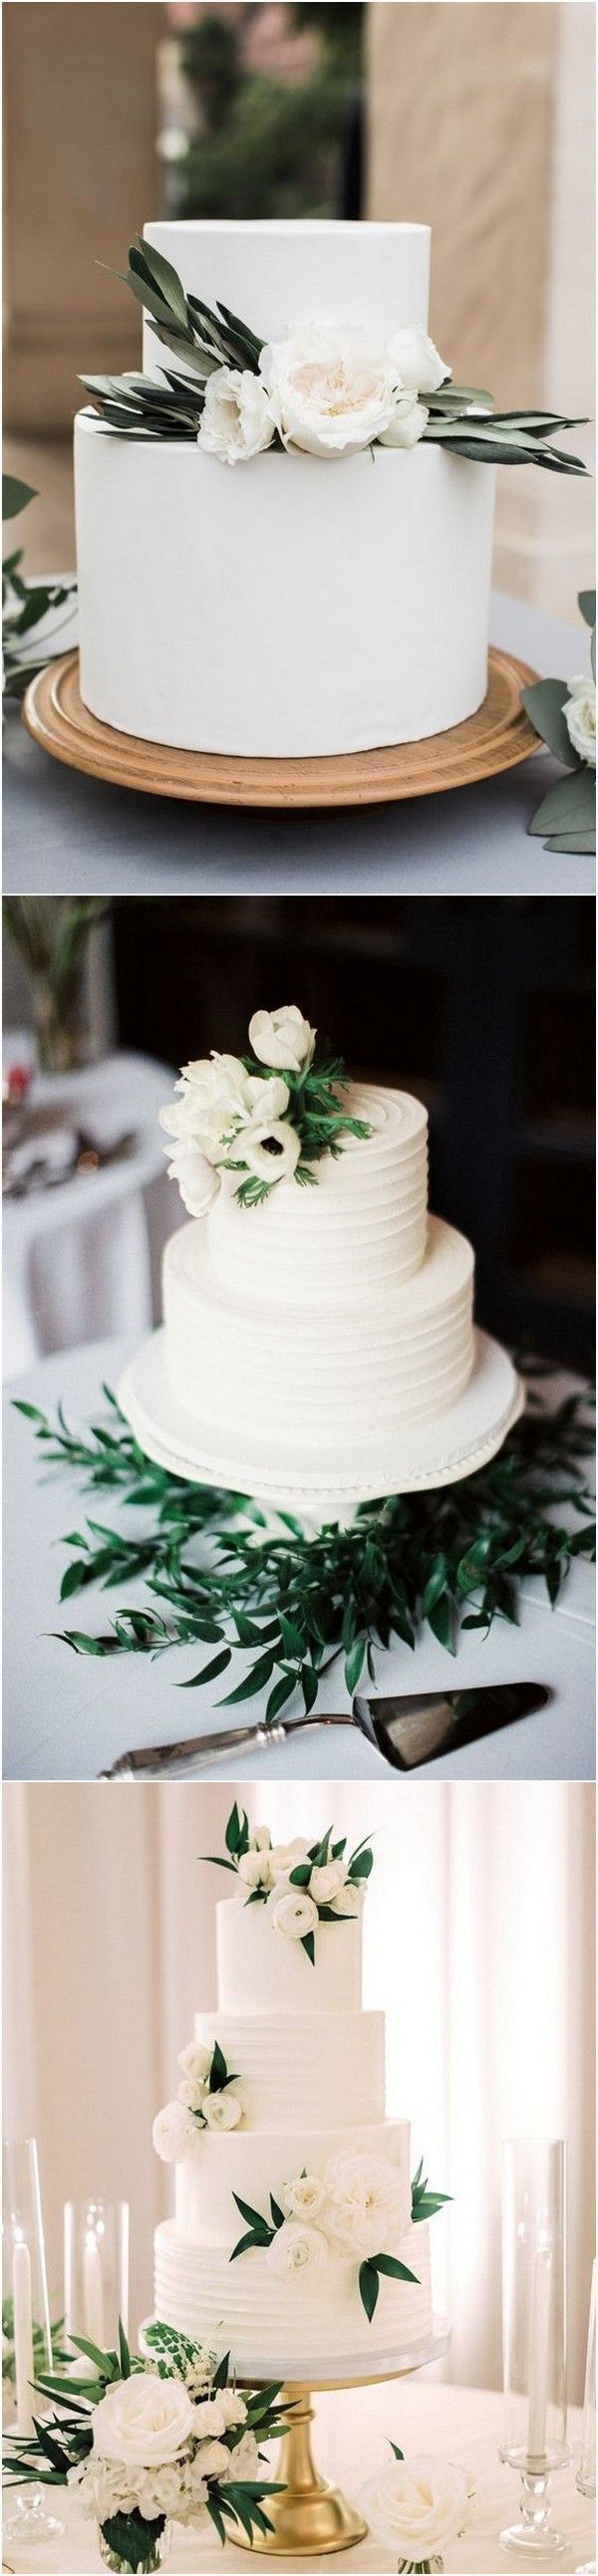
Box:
529, 767, 595, 836
578, 590, 596, 628
521, 677, 580, 769
2, 474, 37, 520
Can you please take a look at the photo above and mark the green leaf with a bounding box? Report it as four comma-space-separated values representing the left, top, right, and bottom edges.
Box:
544, 828, 595, 855
179, 1646, 231, 1690
131, 236, 189, 327
425, 1591, 454, 1652
521, 677, 580, 768
300, 1932, 316, 1965
210, 2038, 228, 2092
578, 590, 596, 628
529, 767, 595, 838
358, 2260, 380, 2320
3, 474, 37, 520
345, 1633, 366, 1693
220, 1649, 276, 1704
374, 2252, 420, 2284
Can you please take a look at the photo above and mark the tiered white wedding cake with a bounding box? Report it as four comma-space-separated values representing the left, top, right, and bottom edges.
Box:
74, 217, 496, 756
152, 1815, 443, 2373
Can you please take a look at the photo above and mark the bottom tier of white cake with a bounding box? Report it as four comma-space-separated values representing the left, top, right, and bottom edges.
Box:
153, 2217, 433, 2372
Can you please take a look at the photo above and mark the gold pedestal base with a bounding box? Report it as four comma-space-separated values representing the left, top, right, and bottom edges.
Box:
231, 2385, 367, 2557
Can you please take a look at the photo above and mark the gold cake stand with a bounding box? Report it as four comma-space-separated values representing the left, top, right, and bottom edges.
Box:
233, 2324, 450, 2557
21, 649, 538, 809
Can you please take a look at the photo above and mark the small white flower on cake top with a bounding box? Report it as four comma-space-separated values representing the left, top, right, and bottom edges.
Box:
242, 1118, 301, 1183
328, 1881, 361, 1917
162, 1137, 218, 1217
153, 2036, 246, 2155
265, 2218, 330, 2275
361, 2451, 469, 2563
92, 2371, 196, 2469
283, 2173, 328, 2221
177, 2039, 212, 2086
197, 366, 276, 464
237, 1847, 274, 1891
248, 1005, 316, 1073
387, 325, 449, 394
379, 390, 430, 449
152, 2099, 198, 2163
309, 1857, 349, 1904
159, 1012, 370, 1213
202, 2090, 245, 2131
563, 672, 596, 766
268, 1837, 312, 1880
268, 1886, 320, 1942
323, 2152, 412, 2258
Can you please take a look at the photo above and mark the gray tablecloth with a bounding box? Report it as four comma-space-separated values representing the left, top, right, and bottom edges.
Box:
3, 594, 595, 896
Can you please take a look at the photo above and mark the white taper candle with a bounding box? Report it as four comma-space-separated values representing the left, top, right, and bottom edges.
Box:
528, 2243, 552, 2461
83, 2236, 105, 2348
13, 2237, 35, 2438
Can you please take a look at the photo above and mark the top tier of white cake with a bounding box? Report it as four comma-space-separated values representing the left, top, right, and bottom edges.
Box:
207, 1085, 429, 1310
216, 1894, 362, 2016
142, 218, 431, 372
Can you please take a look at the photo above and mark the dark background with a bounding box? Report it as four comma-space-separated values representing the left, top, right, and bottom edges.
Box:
113, 895, 595, 1372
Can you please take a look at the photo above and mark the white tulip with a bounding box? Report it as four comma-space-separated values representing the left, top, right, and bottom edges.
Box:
563, 673, 596, 766
361, 2454, 468, 2560
198, 366, 276, 465
261, 324, 403, 459
387, 325, 449, 393
380, 391, 429, 449
249, 1005, 316, 1073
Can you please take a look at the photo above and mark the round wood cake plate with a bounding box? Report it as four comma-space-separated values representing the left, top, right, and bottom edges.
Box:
22, 646, 539, 810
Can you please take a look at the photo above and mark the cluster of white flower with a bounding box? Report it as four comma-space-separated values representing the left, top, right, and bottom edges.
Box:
265, 2152, 412, 2279
68, 2370, 258, 2532
235, 1828, 362, 1943
152, 2038, 247, 2165
196, 322, 448, 466
563, 673, 596, 767
159, 1005, 316, 1217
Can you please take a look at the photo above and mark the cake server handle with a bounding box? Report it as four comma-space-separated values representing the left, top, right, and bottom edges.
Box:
97, 1712, 350, 1778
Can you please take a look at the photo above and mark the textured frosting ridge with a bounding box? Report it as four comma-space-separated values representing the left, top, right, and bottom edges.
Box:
208, 1086, 429, 1307
193, 2007, 385, 2129
153, 2218, 433, 2369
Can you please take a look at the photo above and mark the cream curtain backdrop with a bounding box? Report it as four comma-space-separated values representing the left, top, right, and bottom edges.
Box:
3, 1781, 594, 2401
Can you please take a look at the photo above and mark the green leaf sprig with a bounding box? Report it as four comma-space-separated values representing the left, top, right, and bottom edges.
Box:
2, 474, 77, 700
522, 590, 596, 855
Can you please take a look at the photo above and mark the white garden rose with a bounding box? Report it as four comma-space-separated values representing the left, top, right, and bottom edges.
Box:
260, 325, 402, 459
198, 366, 276, 465
283, 2173, 327, 2221
195, 2437, 232, 2478
238, 1847, 273, 1891
249, 1006, 316, 1073
92, 2370, 196, 2469
178, 2040, 212, 2085
152, 2099, 197, 2163
323, 2153, 411, 2257
309, 1859, 348, 1903
268, 1887, 319, 1941
266, 2219, 330, 2276
563, 673, 596, 766
202, 2087, 246, 2130
213, 2390, 247, 2430
387, 326, 449, 393
242, 1119, 301, 1183
380, 391, 429, 449
361, 2453, 468, 2560
162, 1138, 218, 1218
268, 1837, 312, 1880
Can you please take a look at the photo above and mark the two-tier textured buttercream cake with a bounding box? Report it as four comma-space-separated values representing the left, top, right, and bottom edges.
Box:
118, 1002, 523, 1512
152, 1813, 445, 2374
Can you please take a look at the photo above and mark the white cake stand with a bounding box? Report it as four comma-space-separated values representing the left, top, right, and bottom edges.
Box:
118, 1327, 523, 1523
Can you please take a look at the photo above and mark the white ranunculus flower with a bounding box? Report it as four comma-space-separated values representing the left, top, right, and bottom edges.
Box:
323, 2153, 411, 2257
178, 2039, 212, 2085
379, 391, 429, 449
93, 2370, 196, 2469
242, 1120, 301, 1183
283, 2173, 327, 2221
202, 2087, 245, 2130
198, 366, 276, 465
249, 1005, 316, 1073
361, 2454, 468, 2560
329, 1881, 362, 1917
268, 1887, 319, 1942
387, 326, 449, 393
563, 673, 596, 767
238, 1848, 273, 1891
162, 1137, 218, 1218
309, 1858, 348, 1903
260, 325, 402, 459
268, 1838, 312, 1880
178, 2076, 207, 2112
152, 2099, 198, 2163
266, 2219, 330, 2276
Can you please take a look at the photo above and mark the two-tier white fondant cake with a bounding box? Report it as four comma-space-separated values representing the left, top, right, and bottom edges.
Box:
75, 218, 495, 757
152, 1817, 440, 2375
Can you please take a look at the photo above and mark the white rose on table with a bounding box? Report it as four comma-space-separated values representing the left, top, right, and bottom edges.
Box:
387, 326, 449, 393
266, 2218, 330, 2276
162, 1137, 218, 1218
178, 2039, 212, 2085
238, 1848, 273, 1891
202, 2087, 246, 2130
268, 1837, 312, 1880
323, 2153, 412, 2257
152, 2099, 198, 2163
309, 1858, 348, 1903
563, 673, 596, 766
361, 2453, 468, 2562
380, 390, 429, 449
260, 325, 403, 459
242, 1119, 301, 1184
249, 1006, 316, 1073
198, 366, 276, 465
268, 1887, 319, 1942
92, 2370, 196, 2468
283, 2173, 328, 2221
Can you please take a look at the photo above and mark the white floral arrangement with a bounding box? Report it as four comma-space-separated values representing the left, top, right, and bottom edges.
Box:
83, 239, 588, 482
159, 1004, 371, 1215
153, 2036, 247, 2163
522, 589, 596, 856
361, 2442, 470, 2573
204, 1803, 373, 1962
229, 2153, 449, 2323
3, 2318, 287, 2574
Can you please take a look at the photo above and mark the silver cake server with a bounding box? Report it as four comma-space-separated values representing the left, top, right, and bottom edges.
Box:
98, 1680, 551, 1777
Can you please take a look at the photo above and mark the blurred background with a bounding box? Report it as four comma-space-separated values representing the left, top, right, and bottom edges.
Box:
3, 894, 595, 1381
3, 0, 595, 613
3, 1777, 595, 2400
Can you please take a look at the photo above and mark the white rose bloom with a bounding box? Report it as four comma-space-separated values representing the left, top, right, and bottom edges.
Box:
213, 2390, 247, 2430
152, 2099, 198, 2163
309, 1859, 348, 1903
178, 2040, 212, 2085
190, 2393, 231, 2438
196, 2437, 233, 2478
198, 366, 276, 465
329, 1881, 361, 1918
238, 1848, 273, 1891
379, 391, 429, 449
202, 2088, 245, 2130
261, 326, 402, 459
268, 1887, 319, 1942
266, 2219, 330, 2276
563, 673, 596, 766
162, 1138, 218, 1218
323, 2153, 411, 2257
249, 1006, 316, 1073
387, 326, 449, 393
268, 1838, 312, 1880
92, 2370, 196, 2469
283, 2173, 327, 2221
242, 1120, 301, 1183
361, 2454, 468, 2560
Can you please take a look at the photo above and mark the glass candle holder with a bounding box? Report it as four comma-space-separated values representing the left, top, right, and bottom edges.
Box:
500, 2137, 570, 2556
2, 2137, 64, 2548
64, 2197, 130, 2352
577, 2259, 596, 2500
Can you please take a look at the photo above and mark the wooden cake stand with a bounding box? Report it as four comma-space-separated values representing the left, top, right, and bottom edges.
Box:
22, 648, 538, 810
232, 2325, 450, 2558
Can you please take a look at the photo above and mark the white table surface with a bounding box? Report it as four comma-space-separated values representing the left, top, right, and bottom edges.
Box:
4, 1339, 594, 1784
2, 2384, 592, 2574
3, 1052, 178, 1379
2, 596, 595, 897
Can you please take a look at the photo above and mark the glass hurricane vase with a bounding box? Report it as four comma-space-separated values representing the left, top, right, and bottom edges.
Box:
97, 2515, 170, 2574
